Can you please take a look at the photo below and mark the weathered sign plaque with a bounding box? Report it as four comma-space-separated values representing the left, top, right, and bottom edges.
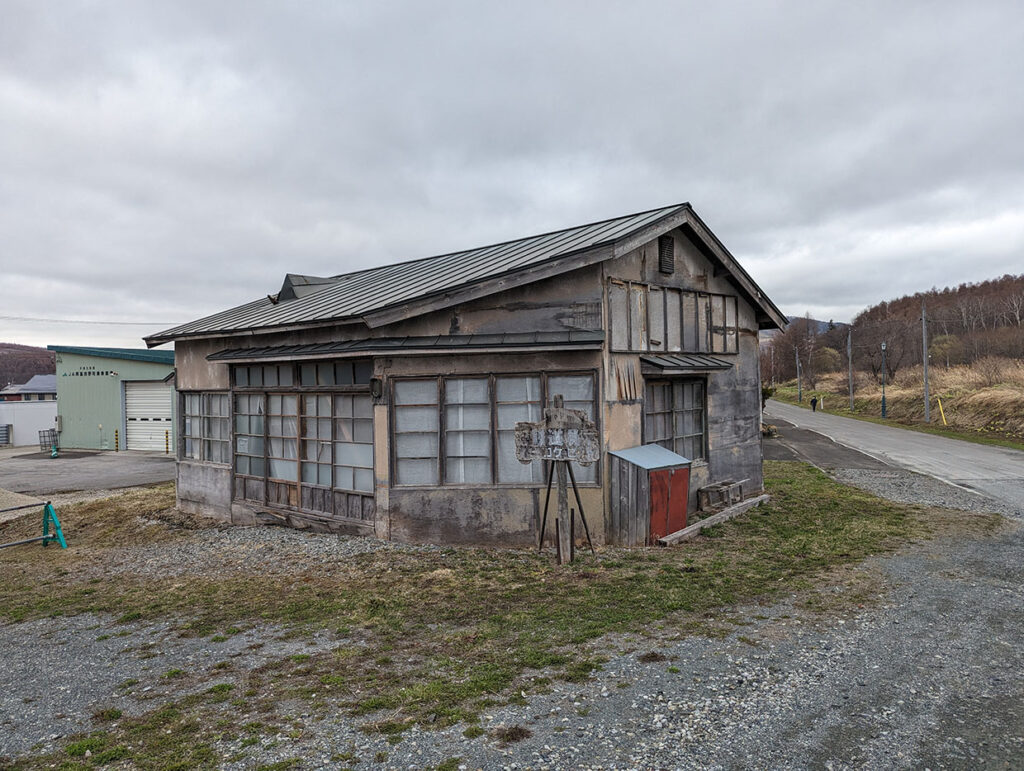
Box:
514, 406, 599, 465
515, 396, 598, 563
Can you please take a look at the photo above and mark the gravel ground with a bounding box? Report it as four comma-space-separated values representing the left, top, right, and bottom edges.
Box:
2, 468, 1022, 769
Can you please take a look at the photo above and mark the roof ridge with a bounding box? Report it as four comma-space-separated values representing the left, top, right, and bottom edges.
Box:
326, 202, 688, 281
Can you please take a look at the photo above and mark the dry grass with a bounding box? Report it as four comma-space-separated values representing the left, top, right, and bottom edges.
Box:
1, 466, 1007, 770
786, 357, 1024, 446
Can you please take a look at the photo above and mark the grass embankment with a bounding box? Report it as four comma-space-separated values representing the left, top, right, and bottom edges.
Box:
0, 468, 1003, 770
774, 358, 1024, 452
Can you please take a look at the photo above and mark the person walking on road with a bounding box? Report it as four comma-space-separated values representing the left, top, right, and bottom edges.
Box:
810, 396, 818, 412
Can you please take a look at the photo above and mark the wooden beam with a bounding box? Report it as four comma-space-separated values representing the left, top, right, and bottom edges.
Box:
362, 244, 615, 328
656, 494, 769, 546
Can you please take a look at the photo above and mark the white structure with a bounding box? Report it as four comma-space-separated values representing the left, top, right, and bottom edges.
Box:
0, 401, 58, 447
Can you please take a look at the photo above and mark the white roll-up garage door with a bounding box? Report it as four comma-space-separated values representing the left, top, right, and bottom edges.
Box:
125, 381, 173, 451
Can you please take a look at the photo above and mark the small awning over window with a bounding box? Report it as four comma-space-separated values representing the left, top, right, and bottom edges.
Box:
639, 353, 733, 375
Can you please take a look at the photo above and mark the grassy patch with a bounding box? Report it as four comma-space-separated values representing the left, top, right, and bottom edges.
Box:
0, 465, 1004, 769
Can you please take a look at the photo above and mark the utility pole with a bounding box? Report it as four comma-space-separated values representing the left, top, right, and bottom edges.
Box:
770, 345, 776, 389
881, 341, 887, 419
922, 300, 931, 423
847, 327, 854, 411
795, 346, 802, 402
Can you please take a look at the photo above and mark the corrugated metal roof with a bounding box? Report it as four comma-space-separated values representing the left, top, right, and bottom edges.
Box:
147, 204, 687, 344
11, 374, 57, 394
48, 346, 175, 365
639, 353, 733, 372
207, 331, 604, 361
609, 443, 691, 470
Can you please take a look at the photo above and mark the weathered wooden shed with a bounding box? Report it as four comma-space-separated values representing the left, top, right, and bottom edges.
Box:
145, 202, 786, 547
608, 444, 692, 547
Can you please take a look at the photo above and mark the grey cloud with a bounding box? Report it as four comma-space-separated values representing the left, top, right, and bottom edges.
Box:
1, 0, 1022, 347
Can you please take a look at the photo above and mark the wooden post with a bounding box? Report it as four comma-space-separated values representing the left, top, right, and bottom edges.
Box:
556, 462, 571, 565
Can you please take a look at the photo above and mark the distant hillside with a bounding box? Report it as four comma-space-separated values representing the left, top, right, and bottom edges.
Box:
760, 273, 1024, 385
0, 343, 55, 389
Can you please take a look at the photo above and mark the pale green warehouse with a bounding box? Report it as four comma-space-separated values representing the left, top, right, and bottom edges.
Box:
48, 346, 175, 451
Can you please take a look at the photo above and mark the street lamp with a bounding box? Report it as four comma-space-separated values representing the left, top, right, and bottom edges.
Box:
880, 341, 887, 418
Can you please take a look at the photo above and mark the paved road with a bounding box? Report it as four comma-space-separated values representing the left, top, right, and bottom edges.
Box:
765, 399, 1024, 514
0, 446, 175, 496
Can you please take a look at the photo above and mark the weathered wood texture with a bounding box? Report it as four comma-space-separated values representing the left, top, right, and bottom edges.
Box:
657, 494, 770, 546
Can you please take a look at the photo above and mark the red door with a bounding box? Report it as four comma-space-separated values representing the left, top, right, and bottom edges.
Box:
667, 467, 690, 534
650, 469, 670, 540
649, 466, 690, 543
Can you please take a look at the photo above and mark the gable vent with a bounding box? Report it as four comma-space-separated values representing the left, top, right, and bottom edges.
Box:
658, 235, 675, 274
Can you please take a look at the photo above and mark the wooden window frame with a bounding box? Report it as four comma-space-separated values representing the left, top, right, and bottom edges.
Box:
230, 361, 375, 517
179, 391, 230, 464
390, 370, 600, 489
643, 378, 708, 463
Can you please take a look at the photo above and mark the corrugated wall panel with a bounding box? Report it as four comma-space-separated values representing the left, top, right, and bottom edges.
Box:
125, 381, 173, 452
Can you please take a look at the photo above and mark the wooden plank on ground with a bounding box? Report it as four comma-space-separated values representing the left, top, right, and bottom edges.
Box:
656, 494, 770, 546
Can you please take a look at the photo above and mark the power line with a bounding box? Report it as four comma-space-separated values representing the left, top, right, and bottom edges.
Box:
0, 315, 182, 327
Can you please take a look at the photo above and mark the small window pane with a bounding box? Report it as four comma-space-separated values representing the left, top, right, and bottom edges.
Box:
336, 442, 373, 467
395, 380, 437, 405
548, 375, 593, 402
395, 433, 437, 457
353, 360, 372, 384
396, 406, 438, 433
269, 459, 298, 481
235, 367, 249, 387
354, 467, 374, 492
397, 459, 437, 486
445, 378, 488, 404
333, 466, 354, 490
278, 365, 293, 386
300, 363, 316, 386
445, 458, 490, 485
335, 361, 354, 385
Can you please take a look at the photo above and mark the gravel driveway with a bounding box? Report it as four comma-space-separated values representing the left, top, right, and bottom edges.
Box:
2, 464, 1022, 769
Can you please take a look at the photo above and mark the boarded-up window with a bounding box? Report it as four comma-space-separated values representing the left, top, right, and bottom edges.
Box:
608, 281, 629, 351
394, 380, 439, 486
648, 287, 665, 351
609, 279, 736, 355
681, 292, 699, 352
629, 284, 646, 351
665, 289, 681, 351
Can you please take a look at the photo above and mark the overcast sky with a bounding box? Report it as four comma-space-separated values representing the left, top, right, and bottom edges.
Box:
2, 1, 1022, 349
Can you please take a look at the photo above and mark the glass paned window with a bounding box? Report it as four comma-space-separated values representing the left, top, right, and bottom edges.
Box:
444, 378, 490, 484
182, 393, 202, 460
267, 392, 298, 481
392, 372, 598, 487
201, 394, 230, 463
548, 374, 597, 482
334, 394, 374, 492
234, 393, 266, 478
301, 394, 333, 486
394, 380, 439, 485
645, 379, 705, 461
496, 376, 542, 483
